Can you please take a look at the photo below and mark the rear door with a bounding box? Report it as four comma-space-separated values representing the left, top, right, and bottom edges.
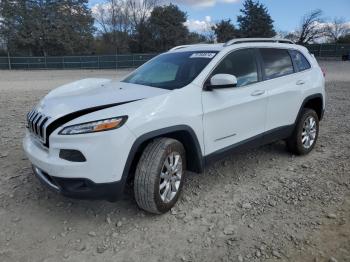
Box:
258, 48, 302, 132
202, 48, 268, 155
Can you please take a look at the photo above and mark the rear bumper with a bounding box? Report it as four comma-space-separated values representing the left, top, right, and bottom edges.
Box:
320, 108, 325, 121
33, 165, 124, 201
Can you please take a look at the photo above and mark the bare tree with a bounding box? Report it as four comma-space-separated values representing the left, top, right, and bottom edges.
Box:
93, 0, 159, 53
295, 9, 325, 44
126, 0, 158, 31
93, 0, 131, 34
324, 17, 350, 43
93, 2, 111, 35
93, 0, 133, 53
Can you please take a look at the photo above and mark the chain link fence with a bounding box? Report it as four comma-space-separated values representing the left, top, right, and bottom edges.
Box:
0, 53, 157, 70
305, 44, 350, 58
0, 44, 349, 70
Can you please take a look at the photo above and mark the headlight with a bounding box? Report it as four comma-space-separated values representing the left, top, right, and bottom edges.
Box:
59, 116, 127, 135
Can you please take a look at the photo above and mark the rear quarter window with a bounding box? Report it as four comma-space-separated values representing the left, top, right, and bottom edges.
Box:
290, 50, 311, 72
260, 48, 294, 80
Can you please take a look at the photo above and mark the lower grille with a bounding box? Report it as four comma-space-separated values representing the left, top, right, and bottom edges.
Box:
26, 109, 50, 144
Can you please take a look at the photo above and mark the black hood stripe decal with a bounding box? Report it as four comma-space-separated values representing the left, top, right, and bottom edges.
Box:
45, 99, 142, 147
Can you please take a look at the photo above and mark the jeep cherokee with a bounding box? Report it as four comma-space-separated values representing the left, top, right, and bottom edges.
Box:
23, 38, 326, 214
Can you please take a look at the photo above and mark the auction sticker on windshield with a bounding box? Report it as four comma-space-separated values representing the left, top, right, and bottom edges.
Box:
190, 53, 217, 59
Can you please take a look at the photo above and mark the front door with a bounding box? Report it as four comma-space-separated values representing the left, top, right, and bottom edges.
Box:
202, 48, 268, 156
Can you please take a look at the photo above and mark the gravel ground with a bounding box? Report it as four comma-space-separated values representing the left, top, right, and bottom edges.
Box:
0, 62, 349, 262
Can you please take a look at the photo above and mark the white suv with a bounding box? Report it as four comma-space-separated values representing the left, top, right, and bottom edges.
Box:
23, 38, 326, 214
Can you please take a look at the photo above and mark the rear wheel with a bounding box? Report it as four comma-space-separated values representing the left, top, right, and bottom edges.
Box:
287, 108, 319, 155
134, 138, 186, 214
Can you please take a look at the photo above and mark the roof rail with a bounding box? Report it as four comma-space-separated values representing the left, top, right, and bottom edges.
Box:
169, 43, 210, 51
224, 38, 295, 47
169, 45, 193, 51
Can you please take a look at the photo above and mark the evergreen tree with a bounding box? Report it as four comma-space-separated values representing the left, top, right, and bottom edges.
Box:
148, 4, 189, 51
0, 0, 95, 56
212, 19, 238, 42
237, 0, 275, 38
186, 32, 207, 44
338, 34, 350, 44
129, 22, 155, 53
52, 0, 95, 55
0, 0, 21, 54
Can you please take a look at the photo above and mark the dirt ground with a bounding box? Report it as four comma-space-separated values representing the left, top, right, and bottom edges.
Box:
0, 61, 349, 262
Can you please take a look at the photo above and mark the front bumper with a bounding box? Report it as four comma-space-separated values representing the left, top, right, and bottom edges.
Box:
23, 125, 136, 200
32, 166, 123, 201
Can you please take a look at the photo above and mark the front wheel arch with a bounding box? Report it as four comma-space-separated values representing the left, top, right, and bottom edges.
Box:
122, 125, 204, 186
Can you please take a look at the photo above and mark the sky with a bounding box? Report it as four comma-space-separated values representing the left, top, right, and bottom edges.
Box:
89, 0, 350, 33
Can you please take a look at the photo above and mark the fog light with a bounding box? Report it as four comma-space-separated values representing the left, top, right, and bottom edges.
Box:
59, 149, 86, 162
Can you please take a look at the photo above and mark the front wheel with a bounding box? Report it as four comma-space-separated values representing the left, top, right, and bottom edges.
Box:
134, 138, 186, 214
286, 108, 319, 155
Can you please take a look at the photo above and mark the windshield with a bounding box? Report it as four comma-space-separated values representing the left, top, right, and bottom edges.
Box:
122, 51, 218, 90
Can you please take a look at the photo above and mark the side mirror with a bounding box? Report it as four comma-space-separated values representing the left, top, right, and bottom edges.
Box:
205, 74, 237, 91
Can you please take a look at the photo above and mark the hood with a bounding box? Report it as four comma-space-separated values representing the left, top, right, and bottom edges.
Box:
35, 78, 171, 118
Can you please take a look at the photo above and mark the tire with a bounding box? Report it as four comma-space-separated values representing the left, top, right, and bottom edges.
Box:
286, 108, 319, 155
134, 138, 186, 214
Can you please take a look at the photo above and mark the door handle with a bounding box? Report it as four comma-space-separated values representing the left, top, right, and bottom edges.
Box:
296, 80, 305, 85
251, 90, 265, 96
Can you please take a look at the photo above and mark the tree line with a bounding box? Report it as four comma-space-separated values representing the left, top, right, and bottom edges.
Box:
0, 0, 349, 57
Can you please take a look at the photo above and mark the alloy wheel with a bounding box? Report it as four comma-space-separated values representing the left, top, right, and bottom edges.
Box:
159, 152, 183, 203
301, 116, 317, 149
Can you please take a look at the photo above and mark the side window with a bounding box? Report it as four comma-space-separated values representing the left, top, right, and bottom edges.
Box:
260, 48, 294, 80
212, 49, 258, 87
290, 50, 311, 72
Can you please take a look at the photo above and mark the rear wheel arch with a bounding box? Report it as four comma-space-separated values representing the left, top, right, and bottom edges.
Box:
122, 125, 204, 185
304, 96, 323, 120
296, 94, 324, 123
